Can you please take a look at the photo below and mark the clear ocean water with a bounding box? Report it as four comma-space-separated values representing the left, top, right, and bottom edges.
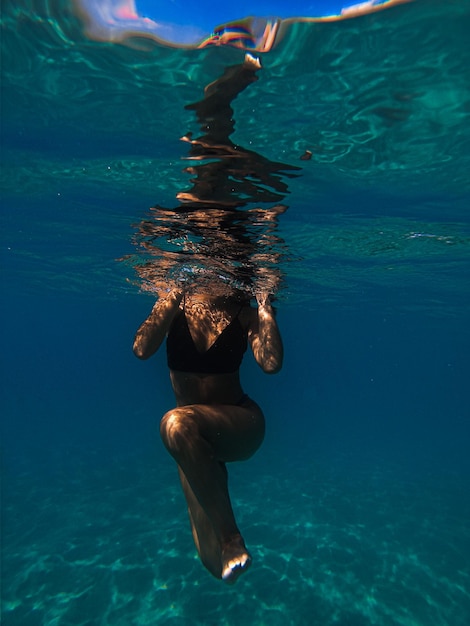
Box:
1, 1, 470, 625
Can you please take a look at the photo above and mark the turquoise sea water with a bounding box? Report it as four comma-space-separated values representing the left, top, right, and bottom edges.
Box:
1, 1, 470, 625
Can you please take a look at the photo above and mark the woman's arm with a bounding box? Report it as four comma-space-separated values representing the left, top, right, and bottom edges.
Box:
133, 290, 183, 360
248, 293, 283, 374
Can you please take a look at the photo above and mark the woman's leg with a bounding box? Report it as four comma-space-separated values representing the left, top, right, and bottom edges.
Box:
177, 466, 222, 578
160, 398, 264, 582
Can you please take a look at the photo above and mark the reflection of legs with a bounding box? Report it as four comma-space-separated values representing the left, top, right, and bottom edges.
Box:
202, 53, 261, 102
185, 54, 262, 145
160, 400, 264, 583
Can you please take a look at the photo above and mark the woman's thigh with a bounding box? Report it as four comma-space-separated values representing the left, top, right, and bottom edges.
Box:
165, 398, 265, 463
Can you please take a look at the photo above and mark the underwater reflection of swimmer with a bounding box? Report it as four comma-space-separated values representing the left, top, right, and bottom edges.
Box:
178, 54, 299, 210
131, 200, 288, 297
131, 55, 288, 583
127, 53, 298, 296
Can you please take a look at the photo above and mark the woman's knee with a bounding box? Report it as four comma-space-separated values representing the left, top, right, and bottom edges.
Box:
160, 408, 198, 455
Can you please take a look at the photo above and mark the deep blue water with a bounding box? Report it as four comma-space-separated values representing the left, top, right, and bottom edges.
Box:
1, 1, 470, 625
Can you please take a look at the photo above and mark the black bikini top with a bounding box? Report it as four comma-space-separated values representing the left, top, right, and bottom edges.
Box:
166, 304, 248, 374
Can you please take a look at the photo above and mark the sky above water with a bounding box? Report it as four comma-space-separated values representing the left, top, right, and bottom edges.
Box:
136, 0, 350, 31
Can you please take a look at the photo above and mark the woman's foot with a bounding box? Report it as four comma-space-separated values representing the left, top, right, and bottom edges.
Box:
243, 53, 261, 71
221, 535, 252, 584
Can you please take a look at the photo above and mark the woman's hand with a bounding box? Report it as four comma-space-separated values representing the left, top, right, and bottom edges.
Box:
133, 289, 184, 360
249, 292, 283, 374
255, 292, 270, 308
